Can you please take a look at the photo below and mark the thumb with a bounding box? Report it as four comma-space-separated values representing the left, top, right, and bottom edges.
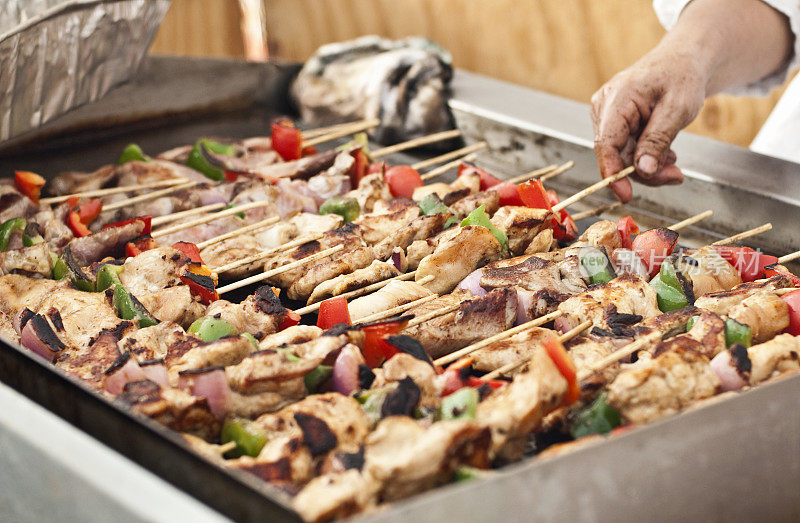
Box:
634, 100, 691, 179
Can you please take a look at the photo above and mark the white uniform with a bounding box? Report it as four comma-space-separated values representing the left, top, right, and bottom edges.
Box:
655, 0, 800, 163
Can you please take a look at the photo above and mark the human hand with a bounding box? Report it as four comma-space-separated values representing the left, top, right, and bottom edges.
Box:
591, 49, 706, 202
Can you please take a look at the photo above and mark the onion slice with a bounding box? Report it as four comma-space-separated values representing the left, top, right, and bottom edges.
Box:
332, 345, 365, 396
178, 367, 230, 420
140, 359, 169, 388
710, 349, 749, 392
20, 315, 66, 362
104, 352, 146, 395
457, 269, 487, 297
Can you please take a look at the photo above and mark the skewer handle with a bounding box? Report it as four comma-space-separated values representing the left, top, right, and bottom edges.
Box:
538, 160, 576, 182
571, 202, 623, 221
551, 166, 634, 213
371, 129, 461, 159
101, 181, 198, 212
412, 142, 487, 171
668, 210, 713, 231
711, 223, 772, 246
419, 153, 479, 181
40, 178, 188, 204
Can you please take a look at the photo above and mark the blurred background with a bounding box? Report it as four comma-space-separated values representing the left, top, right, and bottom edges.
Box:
149, 0, 792, 148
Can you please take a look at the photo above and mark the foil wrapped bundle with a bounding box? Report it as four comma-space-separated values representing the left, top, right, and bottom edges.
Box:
0, 0, 170, 143
291, 35, 457, 146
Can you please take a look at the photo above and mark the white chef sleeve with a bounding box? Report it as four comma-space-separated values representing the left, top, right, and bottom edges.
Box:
653, 0, 800, 96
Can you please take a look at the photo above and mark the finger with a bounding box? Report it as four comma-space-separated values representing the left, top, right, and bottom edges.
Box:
631, 163, 684, 187
634, 99, 693, 178
665, 149, 677, 165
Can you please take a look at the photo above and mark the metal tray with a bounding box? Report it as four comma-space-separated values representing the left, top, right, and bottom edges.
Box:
1, 56, 799, 521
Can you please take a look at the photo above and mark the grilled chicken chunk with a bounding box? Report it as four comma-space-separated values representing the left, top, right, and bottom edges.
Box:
490, 206, 552, 256
345, 172, 392, 213
449, 190, 500, 219
136, 286, 204, 329
481, 255, 586, 295
675, 247, 743, 297
119, 321, 201, 363
308, 260, 400, 304
168, 336, 254, 383
119, 246, 192, 297
404, 288, 517, 359
576, 220, 621, 256
607, 346, 720, 424
365, 417, 491, 502
0, 185, 39, 223
471, 326, 554, 375
0, 310, 19, 344
56, 324, 134, 387
476, 346, 567, 459
264, 223, 366, 288
0, 243, 52, 277
69, 221, 145, 266
288, 245, 376, 301
695, 286, 790, 343
652, 310, 727, 359
204, 286, 291, 340
372, 353, 441, 407
200, 235, 261, 280
227, 393, 370, 485
348, 280, 433, 322
117, 379, 220, 440
294, 469, 379, 523
35, 288, 125, 349
258, 325, 322, 351
355, 200, 420, 244
748, 333, 800, 384
557, 274, 659, 335
416, 225, 503, 295
0, 275, 69, 317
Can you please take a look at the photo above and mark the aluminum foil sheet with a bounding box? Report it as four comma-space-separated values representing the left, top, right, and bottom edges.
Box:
0, 0, 171, 143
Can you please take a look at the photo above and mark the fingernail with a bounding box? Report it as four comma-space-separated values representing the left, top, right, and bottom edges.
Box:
637, 154, 658, 176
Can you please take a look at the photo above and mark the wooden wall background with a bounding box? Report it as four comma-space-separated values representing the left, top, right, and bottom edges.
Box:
150, 0, 789, 148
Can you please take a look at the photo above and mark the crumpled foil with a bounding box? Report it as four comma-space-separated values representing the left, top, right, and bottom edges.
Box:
0, 0, 171, 143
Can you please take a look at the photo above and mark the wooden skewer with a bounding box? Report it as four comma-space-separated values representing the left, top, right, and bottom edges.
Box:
668, 210, 714, 231
419, 152, 479, 181
196, 216, 288, 250
481, 320, 593, 380
150, 203, 226, 227
538, 160, 576, 182
433, 310, 564, 366
571, 202, 623, 221
406, 302, 461, 328
775, 287, 798, 296
411, 142, 487, 171
551, 166, 634, 213
217, 244, 344, 295
151, 202, 278, 239
505, 164, 558, 185
212, 233, 324, 273
356, 290, 438, 324
577, 331, 663, 382
371, 129, 462, 159
40, 179, 188, 205
301, 118, 380, 139
711, 223, 772, 246
101, 181, 198, 212
217, 441, 237, 455
304, 119, 381, 147
778, 251, 800, 264
295, 271, 418, 315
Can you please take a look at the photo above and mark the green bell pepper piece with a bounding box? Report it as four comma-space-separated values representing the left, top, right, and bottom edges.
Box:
22, 222, 43, 247
418, 193, 460, 228
686, 315, 699, 331
304, 364, 333, 393
659, 259, 683, 290
186, 139, 236, 181
438, 387, 479, 421
725, 318, 752, 348
60, 247, 95, 292
454, 465, 487, 483
51, 252, 68, 280
118, 143, 151, 165
336, 132, 372, 158
0, 218, 25, 251
319, 196, 360, 223
277, 347, 302, 362
188, 316, 237, 342
355, 387, 391, 427
461, 205, 508, 251
96, 263, 123, 292
221, 417, 268, 458
113, 285, 158, 327
580, 248, 616, 284
650, 273, 689, 312
570, 392, 621, 439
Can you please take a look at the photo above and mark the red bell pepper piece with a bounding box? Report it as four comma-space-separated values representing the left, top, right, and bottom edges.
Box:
543, 335, 580, 406
712, 246, 779, 282
302, 145, 317, 157
545, 189, 578, 242
361, 318, 409, 368
14, 171, 46, 204
67, 211, 91, 237
348, 149, 370, 187
367, 162, 388, 175
518, 179, 552, 210
280, 310, 301, 331
458, 163, 502, 190
491, 181, 524, 207
780, 289, 800, 335
125, 235, 158, 257
179, 263, 219, 304
384, 165, 423, 199
317, 297, 352, 330
270, 118, 303, 161
616, 216, 640, 250
103, 216, 152, 235
631, 228, 679, 278
172, 242, 203, 264
466, 376, 505, 390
